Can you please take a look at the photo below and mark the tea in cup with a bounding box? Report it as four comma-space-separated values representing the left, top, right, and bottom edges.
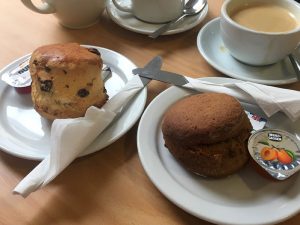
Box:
21, 0, 106, 29
220, 0, 300, 66
111, 0, 185, 23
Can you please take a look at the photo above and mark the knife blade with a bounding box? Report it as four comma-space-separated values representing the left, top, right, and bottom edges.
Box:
133, 67, 189, 86
135, 56, 163, 86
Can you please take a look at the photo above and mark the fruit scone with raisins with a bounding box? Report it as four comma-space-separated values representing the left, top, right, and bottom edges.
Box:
29, 43, 108, 120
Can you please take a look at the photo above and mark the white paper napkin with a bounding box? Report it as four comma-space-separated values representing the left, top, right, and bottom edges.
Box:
13, 76, 145, 197
183, 77, 300, 121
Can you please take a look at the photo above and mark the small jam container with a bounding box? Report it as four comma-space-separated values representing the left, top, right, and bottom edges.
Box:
248, 129, 300, 181
1, 57, 31, 94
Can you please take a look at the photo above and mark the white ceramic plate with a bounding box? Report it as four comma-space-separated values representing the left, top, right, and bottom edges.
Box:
0, 46, 147, 160
197, 18, 299, 85
106, 0, 208, 36
137, 77, 300, 225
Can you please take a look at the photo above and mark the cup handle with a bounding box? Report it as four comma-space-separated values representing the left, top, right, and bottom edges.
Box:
21, 0, 56, 14
111, 0, 132, 12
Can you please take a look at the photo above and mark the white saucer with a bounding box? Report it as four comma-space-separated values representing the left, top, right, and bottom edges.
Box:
197, 18, 299, 85
106, 0, 208, 36
0, 46, 147, 160
137, 77, 300, 225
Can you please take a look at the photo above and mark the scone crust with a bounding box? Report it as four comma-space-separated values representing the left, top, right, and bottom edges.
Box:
30, 42, 101, 69
30, 43, 107, 119
162, 93, 247, 145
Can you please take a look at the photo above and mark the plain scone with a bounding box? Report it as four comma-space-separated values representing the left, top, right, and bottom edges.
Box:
161, 93, 252, 178
29, 43, 108, 120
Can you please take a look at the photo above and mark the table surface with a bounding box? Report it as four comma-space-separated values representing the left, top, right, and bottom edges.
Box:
1, 1, 300, 225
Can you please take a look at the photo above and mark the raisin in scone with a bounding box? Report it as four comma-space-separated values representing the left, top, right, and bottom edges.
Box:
161, 93, 252, 178
29, 43, 108, 120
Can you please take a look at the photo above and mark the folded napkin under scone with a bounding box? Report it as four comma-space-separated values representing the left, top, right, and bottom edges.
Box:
13, 66, 300, 197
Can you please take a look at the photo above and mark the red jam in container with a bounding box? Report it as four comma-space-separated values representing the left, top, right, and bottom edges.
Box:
248, 129, 300, 180
15, 85, 31, 94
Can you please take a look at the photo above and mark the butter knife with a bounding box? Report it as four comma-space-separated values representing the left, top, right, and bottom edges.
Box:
133, 58, 254, 104
136, 56, 163, 86
133, 66, 189, 86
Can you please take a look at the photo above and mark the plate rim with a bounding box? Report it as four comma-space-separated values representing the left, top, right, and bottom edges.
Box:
0, 45, 147, 160
196, 17, 298, 85
137, 77, 300, 225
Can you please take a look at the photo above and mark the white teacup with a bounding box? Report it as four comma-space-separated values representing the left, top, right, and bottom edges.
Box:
112, 0, 184, 23
21, 0, 106, 29
220, 0, 300, 66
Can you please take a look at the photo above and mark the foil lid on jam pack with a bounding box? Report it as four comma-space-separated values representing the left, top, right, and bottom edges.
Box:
248, 129, 300, 180
1, 57, 31, 88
